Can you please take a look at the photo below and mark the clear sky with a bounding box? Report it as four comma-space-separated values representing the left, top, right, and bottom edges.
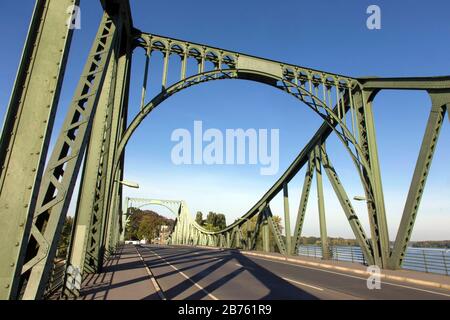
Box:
0, 0, 449, 241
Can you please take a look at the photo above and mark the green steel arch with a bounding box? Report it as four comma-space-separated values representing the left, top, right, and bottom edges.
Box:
0, 0, 449, 300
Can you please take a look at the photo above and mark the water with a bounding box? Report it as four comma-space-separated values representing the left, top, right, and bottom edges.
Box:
298, 245, 450, 275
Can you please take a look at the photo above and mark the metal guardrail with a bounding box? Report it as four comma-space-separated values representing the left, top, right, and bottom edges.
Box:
298, 245, 450, 276
43, 246, 68, 299
402, 248, 450, 276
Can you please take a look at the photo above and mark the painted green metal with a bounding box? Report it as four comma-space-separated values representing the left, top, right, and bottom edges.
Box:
314, 145, 330, 260
262, 215, 270, 253
265, 207, 287, 255
19, 12, 119, 300
282, 183, 292, 255
389, 91, 449, 269
2, 0, 450, 301
66, 31, 121, 282
0, 0, 79, 300
320, 144, 374, 265
360, 90, 390, 267
292, 154, 315, 254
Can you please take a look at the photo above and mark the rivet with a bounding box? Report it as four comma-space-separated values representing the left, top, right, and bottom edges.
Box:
10, 263, 14, 267
19, 223, 24, 227
5, 284, 9, 289
24, 204, 28, 208
15, 242, 19, 247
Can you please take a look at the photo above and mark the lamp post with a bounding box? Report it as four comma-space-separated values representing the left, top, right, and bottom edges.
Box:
119, 180, 139, 243
117, 180, 139, 189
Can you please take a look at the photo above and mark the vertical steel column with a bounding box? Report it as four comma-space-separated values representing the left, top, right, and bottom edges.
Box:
100, 38, 131, 261
140, 45, 150, 110
19, 12, 118, 300
283, 183, 292, 255
0, 0, 78, 300
293, 153, 315, 254
314, 145, 330, 260
103, 160, 124, 259
390, 92, 449, 269
353, 89, 389, 267
262, 215, 270, 252
362, 90, 390, 267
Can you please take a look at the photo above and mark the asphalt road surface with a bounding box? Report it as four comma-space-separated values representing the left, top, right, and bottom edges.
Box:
134, 245, 450, 300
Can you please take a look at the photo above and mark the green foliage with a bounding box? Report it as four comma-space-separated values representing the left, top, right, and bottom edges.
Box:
196, 211, 227, 231
125, 208, 174, 242
57, 216, 73, 258
204, 211, 226, 230
195, 211, 203, 225
240, 214, 283, 253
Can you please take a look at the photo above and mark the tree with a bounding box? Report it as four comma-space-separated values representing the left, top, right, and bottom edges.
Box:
204, 211, 226, 231
195, 211, 203, 225
125, 207, 175, 242
57, 216, 73, 258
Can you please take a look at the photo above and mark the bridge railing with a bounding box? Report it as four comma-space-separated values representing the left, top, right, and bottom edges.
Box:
43, 246, 68, 299
298, 245, 450, 275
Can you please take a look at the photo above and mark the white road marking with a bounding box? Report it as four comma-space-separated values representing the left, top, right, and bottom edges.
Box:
134, 246, 166, 300
281, 277, 324, 291
248, 255, 450, 298
143, 246, 219, 300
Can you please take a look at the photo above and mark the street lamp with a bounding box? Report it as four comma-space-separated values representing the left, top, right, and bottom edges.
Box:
117, 180, 140, 189
353, 196, 374, 203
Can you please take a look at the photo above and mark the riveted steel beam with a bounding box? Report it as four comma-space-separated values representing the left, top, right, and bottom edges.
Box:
66, 32, 122, 284
353, 90, 390, 267
314, 145, 330, 260
389, 91, 449, 269
282, 183, 292, 255
0, 0, 79, 300
293, 153, 315, 254
18, 11, 119, 300
262, 215, 270, 252
320, 144, 374, 265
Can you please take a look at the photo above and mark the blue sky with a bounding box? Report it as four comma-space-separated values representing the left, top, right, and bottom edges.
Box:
0, 0, 449, 240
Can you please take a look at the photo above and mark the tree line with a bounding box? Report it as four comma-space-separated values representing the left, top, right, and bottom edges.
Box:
195, 211, 227, 231
125, 207, 175, 242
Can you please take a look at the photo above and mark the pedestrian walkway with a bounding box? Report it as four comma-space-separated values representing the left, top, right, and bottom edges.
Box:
80, 245, 159, 300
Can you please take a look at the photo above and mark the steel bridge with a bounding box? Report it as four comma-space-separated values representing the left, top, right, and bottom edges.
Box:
0, 0, 449, 300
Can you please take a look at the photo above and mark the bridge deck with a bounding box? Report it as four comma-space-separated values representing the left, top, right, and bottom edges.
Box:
79, 244, 450, 300
80, 245, 159, 300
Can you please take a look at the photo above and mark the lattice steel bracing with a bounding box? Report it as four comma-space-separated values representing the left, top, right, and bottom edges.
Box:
0, 0, 449, 300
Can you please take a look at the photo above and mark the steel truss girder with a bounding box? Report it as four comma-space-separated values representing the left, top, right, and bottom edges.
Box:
67, 33, 122, 283
314, 145, 330, 260
100, 38, 131, 259
389, 91, 449, 268
353, 90, 390, 267
0, 0, 79, 300
18, 11, 120, 300
320, 145, 374, 265
265, 207, 287, 255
